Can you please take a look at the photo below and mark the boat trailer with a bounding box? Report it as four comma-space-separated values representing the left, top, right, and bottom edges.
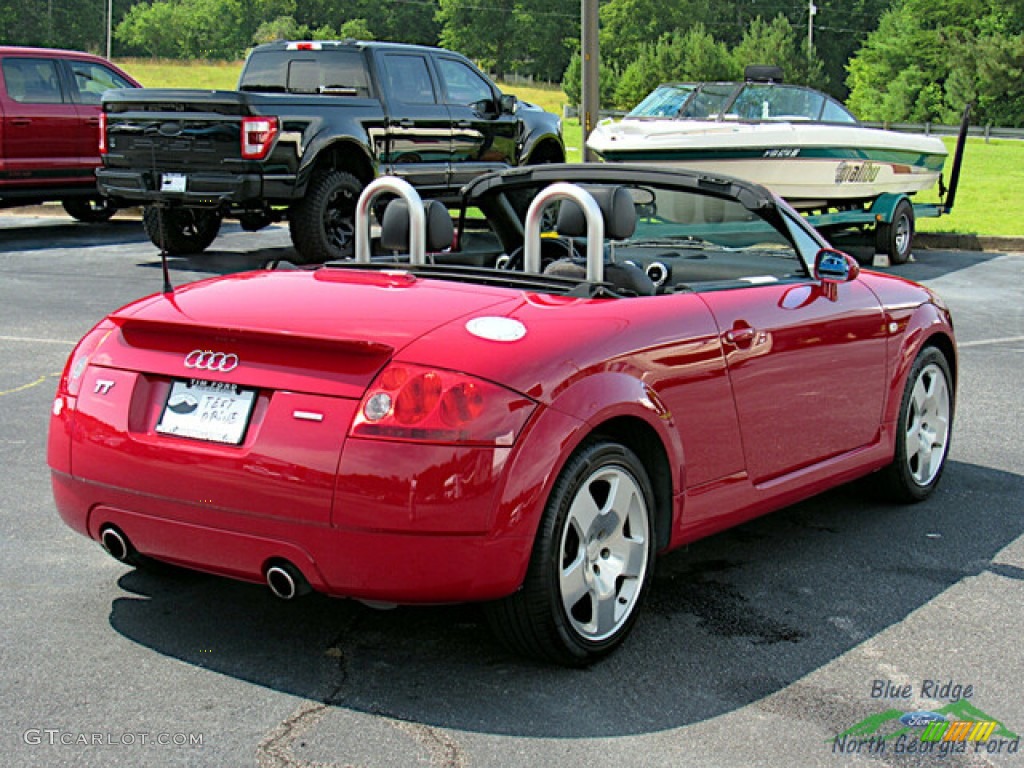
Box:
806, 104, 971, 265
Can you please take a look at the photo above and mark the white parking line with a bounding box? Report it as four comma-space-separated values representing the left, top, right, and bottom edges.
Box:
959, 335, 1024, 349
0, 334, 75, 345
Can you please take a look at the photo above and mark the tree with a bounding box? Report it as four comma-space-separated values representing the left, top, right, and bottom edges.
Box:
847, 0, 1024, 125
945, 32, 1024, 126
733, 14, 824, 88
295, 0, 439, 46
561, 52, 622, 108
437, 0, 520, 77
338, 19, 371, 40
810, 0, 894, 101
252, 15, 310, 45
512, 0, 577, 82
612, 24, 735, 109
597, 0, 705, 73
117, 2, 184, 57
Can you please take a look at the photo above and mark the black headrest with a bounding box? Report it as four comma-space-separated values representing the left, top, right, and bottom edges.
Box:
380, 199, 454, 253
555, 185, 637, 240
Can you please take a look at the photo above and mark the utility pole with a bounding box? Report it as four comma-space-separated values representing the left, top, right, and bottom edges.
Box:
807, 0, 817, 61
106, 0, 113, 59
581, 0, 599, 161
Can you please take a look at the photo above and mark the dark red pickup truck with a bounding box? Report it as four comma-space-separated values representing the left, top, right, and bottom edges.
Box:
0, 46, 139, 221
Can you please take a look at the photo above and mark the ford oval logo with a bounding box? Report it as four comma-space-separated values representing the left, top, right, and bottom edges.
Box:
158, 121, 183, 136
899, 711, 947, 728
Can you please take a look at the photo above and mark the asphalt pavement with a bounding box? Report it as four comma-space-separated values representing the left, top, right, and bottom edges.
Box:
0, 212, 1021, 767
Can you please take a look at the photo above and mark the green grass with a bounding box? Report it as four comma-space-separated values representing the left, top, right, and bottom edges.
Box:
116, 58, 242, 90
914, 137, 1024, 237
116, 59, 1022, 236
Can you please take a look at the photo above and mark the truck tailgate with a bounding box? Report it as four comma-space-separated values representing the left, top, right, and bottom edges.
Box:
103, 88, 254, 171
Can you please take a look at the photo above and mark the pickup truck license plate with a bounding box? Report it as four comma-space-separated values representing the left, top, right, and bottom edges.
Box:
156, 379, 256, 445
160, 173, 187, 193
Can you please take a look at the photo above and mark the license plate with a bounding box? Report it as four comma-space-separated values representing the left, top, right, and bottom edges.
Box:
160, 173, 187, 193
156, 379, 256, 445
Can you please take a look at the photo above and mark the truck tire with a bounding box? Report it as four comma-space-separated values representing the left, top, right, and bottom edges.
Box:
62, 197, 117, 223
875, 198, 914, 265
142, 206, 222, 255
288, 170, 363, 264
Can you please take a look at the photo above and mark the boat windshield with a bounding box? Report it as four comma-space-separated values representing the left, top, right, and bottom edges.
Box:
679, 83, 738, 118
729, 83, 858, 123
627, 81, 859, 124
628, 85, 696, 117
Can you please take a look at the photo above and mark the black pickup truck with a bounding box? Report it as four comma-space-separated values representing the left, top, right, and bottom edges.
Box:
97, 40, 564, 263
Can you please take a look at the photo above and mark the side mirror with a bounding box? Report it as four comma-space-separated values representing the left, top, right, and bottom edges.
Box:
500, 93, 518, 115
814, 248, 860, 283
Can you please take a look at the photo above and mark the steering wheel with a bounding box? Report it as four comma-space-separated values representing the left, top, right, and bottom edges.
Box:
498, 236, 578, 272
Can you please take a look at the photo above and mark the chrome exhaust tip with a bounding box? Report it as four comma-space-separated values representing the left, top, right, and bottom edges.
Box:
100, 526, 131, 563
265, 562, 311, 600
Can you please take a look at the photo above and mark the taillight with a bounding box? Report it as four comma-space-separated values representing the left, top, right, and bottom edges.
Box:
241, 116, 278, 160
99, 111, 108, 155
59, 320, 116, 399
351, 363, 535, 446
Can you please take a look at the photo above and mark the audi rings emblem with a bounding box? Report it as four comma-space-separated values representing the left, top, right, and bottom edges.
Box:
184, 349, 239, 373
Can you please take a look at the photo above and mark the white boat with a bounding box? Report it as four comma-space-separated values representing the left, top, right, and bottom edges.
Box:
586, 70, 948, 210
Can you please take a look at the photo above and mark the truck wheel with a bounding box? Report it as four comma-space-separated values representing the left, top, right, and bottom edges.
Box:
875, 198, 914, 265
142, 206, 222, 255
289, 170, 363, 264
62, 197, 117, 223
525, 140, 564, 165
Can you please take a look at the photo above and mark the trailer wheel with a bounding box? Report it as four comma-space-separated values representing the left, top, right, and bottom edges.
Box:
876, 198, 915, 265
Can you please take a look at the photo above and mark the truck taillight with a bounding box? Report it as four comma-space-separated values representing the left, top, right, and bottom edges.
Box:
99, 111, 108, 155
241, 116, 279, 160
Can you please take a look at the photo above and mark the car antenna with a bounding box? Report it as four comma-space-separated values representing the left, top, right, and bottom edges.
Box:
158, 207, 174, 295
150, 144, 174, 294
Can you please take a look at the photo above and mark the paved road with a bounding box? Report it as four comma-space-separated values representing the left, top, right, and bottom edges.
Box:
1, 214, 1022, 767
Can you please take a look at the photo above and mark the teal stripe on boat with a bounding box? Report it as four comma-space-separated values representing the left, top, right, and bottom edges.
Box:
596, 146, 946, 171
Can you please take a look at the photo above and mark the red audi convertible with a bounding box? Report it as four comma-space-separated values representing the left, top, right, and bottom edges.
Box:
48, 164, 955, 665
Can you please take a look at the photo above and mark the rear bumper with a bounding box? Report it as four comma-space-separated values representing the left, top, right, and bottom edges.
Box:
52, 470, 533, 604
95, 168, 297, 207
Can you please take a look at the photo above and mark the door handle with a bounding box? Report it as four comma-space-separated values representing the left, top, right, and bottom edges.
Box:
724, 327, 756, 346
455, 120, 473, 128
394, 119, 415, 128
12, 117, 31, 126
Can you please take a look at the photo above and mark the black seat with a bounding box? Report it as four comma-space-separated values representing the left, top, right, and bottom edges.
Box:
548, 185, 655, 296
380, 199, 454, 255
555, 185, 637, 240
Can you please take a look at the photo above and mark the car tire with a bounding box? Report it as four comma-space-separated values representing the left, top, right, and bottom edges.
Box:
288, 170, 363, 264
142, 206, 222, 255
876, 198, 915, 265
62, 197, 117, 223
879, 346, 953, 502
485, 439, 656, 665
